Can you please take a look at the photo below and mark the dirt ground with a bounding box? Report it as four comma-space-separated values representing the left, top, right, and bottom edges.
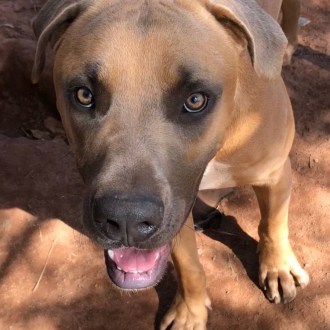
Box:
0, 0, 329, 329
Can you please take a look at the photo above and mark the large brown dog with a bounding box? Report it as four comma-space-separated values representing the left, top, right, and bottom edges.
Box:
32, 0, 308, 329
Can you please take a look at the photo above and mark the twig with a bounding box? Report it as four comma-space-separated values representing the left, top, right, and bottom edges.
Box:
0, 24, 15, 29
32, 237, 57, 293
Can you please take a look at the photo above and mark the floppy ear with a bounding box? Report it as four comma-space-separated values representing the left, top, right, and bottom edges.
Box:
204, 0, 287, 79
31, 0, 88, 84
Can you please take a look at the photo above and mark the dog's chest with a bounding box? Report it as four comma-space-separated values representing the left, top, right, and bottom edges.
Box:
199, 160, 237, 190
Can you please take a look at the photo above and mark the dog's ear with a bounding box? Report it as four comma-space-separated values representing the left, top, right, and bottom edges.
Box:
204, 0, 287, 78
32, 0, 88, 84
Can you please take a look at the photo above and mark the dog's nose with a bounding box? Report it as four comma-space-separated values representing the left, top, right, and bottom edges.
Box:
93, 193, 164, 246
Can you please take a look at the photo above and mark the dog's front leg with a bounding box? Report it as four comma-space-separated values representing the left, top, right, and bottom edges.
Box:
253, 158, 309, 304
160, 215, 211, 330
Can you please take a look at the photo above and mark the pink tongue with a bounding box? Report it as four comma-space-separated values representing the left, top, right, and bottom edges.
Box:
112, 248, 161, 272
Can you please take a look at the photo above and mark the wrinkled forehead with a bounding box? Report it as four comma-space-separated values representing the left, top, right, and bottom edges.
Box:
56, 0, 233, 91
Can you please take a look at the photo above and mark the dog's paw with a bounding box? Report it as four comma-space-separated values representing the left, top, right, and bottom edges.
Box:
160, 292, 211, 330
258, 238, 309, 304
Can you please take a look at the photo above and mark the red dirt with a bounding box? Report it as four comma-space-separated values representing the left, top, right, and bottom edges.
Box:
0, 1, 329, 329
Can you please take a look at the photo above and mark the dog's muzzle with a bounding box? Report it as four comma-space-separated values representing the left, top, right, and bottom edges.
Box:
91, 192, 171, 289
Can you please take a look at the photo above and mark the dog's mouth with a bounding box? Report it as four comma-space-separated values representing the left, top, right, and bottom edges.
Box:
104, 245, 171, 290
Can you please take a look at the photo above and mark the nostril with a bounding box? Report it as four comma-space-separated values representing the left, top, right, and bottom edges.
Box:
138, 221, 157, 236
107, 219, 120, 231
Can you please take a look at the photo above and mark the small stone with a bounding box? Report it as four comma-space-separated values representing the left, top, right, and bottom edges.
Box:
299, 17, 311, 27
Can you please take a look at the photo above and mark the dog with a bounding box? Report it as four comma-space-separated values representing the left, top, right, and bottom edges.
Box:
32, 0, 308, 329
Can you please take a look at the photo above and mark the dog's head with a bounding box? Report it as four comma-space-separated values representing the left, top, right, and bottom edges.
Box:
32, 0, 286, 289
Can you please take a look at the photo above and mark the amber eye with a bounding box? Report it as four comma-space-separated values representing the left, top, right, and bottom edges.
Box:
183, 93, 208, 113
75, 87, 95, 108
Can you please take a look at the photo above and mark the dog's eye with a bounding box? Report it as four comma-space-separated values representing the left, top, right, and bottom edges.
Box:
75, 87, 95, 108
183, 93, 208, 113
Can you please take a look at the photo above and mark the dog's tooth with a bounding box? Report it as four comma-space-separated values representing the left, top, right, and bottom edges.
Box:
127, 270, 145, 274
108, 250, 114, 259
117, 265, 122, 271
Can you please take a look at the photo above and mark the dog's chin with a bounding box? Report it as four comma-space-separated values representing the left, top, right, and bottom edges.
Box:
104, 244, 171, 290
